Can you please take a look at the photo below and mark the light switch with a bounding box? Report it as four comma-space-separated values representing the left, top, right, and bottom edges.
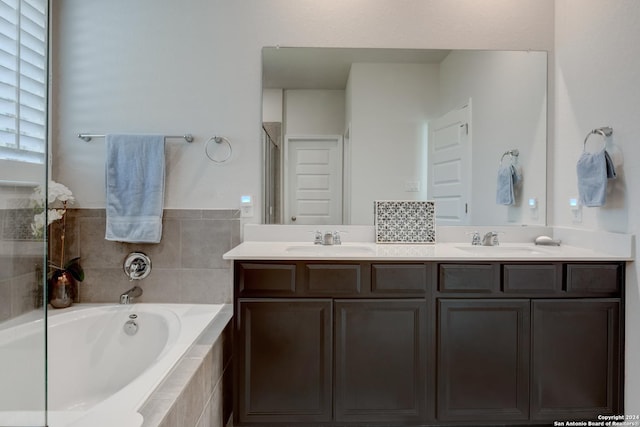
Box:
569, 198, 581, 223
404, 181, 420, 192
528, 197, 538, 220
241, 195, 254, 218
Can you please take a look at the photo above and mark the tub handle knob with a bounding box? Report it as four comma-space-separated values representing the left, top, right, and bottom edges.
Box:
124, 252, 151, 281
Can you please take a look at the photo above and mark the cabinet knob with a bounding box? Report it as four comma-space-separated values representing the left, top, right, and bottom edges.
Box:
291, 216, 297, 222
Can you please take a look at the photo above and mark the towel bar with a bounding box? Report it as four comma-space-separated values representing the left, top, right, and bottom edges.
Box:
78, 133, 194, 143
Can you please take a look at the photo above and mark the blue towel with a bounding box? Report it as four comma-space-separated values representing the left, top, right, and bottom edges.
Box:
105, 134, 165, 243
496, 164, 521, 205
604, 150, 617, 179
576, 148, 616, 207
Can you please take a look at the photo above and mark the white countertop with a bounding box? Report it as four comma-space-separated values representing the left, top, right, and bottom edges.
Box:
223, 241, 631, 261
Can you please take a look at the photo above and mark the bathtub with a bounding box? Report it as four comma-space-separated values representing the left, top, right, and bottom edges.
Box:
0, 303, 228, 427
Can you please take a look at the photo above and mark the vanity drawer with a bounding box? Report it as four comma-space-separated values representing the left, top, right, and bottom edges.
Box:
237, 262, 297, 295
566, 263, 622, 294
371, 264, 428, 295
503, 264, 561, 294
305, 264, 362, 295
438, 264, 499, 293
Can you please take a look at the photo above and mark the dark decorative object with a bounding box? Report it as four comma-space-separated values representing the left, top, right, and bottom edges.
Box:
32, 181, 85, 308
48, 270, 77, 309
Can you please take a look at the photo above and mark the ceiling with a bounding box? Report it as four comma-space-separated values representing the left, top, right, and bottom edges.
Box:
262, 47, 451, 90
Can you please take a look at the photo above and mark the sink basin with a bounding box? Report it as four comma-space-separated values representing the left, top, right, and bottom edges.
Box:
455, 245, 549, 255
285, 244, 375, 255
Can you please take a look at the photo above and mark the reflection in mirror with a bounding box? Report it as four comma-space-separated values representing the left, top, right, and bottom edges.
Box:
262, 47, 547, 226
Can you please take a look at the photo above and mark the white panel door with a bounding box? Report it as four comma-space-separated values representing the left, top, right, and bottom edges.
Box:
428, 102, 471, 225
284, 135, 343, 225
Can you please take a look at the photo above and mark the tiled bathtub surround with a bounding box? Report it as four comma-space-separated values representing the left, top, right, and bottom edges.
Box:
52, 209, 240, 304
0, 208, 45, 322
0, 250, 43, 322
139, 305, 232, 427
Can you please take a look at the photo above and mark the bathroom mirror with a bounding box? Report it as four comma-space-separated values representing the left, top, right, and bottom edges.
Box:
262, 47, 547, 226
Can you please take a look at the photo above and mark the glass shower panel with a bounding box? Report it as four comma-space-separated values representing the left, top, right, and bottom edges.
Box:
0, 0, 49, 425
0, 182, 47, 426
262, 123, 281, 224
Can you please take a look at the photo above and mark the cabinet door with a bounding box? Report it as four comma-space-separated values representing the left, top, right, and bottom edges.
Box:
334, 299, 428, 423
237, 299, 332, 424
531, 299, 621, 421
437, 299, 530, 421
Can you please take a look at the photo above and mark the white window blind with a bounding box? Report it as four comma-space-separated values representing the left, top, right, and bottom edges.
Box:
0, 0, 47, 166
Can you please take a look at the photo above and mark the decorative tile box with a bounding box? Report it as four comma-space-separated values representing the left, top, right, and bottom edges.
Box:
374, 200, 436, 244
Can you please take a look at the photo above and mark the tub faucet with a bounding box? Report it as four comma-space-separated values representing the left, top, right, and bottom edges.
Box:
120, 285, 143, 304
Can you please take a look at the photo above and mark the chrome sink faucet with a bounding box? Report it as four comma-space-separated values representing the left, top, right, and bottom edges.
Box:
313, 230, 342, 245
482, 231, 500, 246
470, 231, 482, 246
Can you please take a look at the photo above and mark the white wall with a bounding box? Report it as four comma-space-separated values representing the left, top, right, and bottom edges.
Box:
348, 62, 440, 224
553, 0, 640, 411
262, 89, 283, 123
51, 0, 555, 213
283, 90, 345, 135
439, 50, 547, 225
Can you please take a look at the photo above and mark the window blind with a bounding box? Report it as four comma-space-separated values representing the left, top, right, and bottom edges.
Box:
0, 0, 47, 165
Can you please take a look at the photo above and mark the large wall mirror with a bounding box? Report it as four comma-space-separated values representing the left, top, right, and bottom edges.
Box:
262, 47, 547, 226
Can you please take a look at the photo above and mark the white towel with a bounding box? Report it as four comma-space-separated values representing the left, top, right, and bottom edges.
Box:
105, 134, 165, 243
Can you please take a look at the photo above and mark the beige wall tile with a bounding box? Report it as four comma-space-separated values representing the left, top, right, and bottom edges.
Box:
78, 217, 181, 269
157, 402, 178, 427
196, 396, 212, 427
210, 381, 224, 427
178, 269, 231, 304
65, 209, 238, 305
0, 279, 11, 321
181, 220, 232, 269
177, 363, 206, 427
140, 398, 175, 427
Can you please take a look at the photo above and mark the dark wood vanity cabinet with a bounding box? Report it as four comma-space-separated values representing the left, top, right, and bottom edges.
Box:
233, 260, 624, 426
530, 299, 621, 421
334, 299, 428, 423
235, 262, 430, 425
437, 299, 531, 422
437, 298, 621, 423
236, 299, 333, 423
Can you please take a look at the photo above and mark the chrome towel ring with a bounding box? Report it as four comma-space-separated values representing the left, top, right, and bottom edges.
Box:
205, 136, 232, 163
500, 149, 519, 165
583, 126, 613, 151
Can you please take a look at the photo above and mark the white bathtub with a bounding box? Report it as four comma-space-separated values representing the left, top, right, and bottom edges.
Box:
0, 303, 227, 427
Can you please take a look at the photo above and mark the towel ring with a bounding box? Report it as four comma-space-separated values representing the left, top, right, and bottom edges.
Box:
205, 136, 232, 163
583, 126, 613, 151
499, 149, 519, 165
